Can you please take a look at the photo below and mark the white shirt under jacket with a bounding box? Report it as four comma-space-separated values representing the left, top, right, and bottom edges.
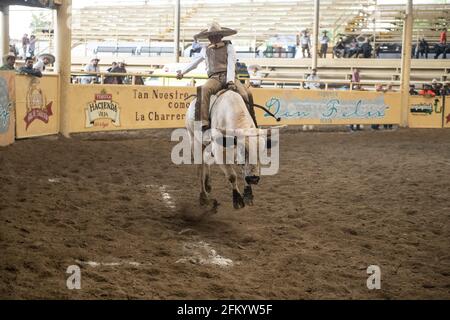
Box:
180, 44, 237, 84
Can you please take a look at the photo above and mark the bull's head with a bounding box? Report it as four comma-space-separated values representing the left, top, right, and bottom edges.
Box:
211, 126, 284, 183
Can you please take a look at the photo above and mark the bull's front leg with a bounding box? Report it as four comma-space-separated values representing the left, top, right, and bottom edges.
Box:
220, 164, 245, 210
243, 182, 254, 206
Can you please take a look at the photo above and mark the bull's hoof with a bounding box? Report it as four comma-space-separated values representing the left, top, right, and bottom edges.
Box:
232, 190, 245, 210
199, 192, 209, 206
243, 186, 254, 206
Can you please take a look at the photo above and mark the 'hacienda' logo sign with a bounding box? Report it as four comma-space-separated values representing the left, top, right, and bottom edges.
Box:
85, 90, 121, 128
24, 78, 53, 130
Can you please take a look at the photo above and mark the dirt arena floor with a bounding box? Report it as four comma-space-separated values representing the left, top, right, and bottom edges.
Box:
1, 127, 449, 299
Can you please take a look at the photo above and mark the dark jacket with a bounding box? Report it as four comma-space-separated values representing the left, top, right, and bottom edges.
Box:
19, 65, 42, 78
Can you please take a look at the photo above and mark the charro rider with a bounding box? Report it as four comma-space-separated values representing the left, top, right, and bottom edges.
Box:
176, 22, 258, 131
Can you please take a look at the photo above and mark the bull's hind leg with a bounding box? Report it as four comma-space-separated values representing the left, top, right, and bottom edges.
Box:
205, 164, 212, 193
220, 164, 245, 209
243, 184, 254, 206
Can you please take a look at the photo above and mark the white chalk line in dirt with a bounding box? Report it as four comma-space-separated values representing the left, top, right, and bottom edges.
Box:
176, 241, 234, 268
75, 259, 151, 267
145, 184, 177, 210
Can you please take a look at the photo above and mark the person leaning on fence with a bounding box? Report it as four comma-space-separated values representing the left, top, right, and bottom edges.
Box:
0, 53, 17, 71
176, 22, 258, 131
33, 53, 55, 72
81, 57, 100, 84
190, 37, 202, 57
110, 61, 127, 85
18, 57, 42, 78
305, 68, 320, 90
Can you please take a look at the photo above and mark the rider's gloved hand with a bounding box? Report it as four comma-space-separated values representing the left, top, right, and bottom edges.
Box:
227, 81, 237, 91
176, 70, 183, 80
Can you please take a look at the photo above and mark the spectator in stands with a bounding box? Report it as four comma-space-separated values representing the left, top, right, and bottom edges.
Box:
110, 61, 127, 84
333, 37, 346, 58
415, 38, 429, 59
305, 68, 320, 90
0, 53, 17, 71
360, 38, 372, 58
347, 39, 360, 58
435, 29, 448, 59
9, 44, 19, 57
418, 84, 436, 97
33, 53, 54, 72
409, 84, 418, 95
300, 30, 311, 58
107, 62, 117, 72
81, 57, 100, 84
248, 64, 263, 88
28, 35, 36, 58
440, 29, 447, 45
431, 79, 442, 96
319, 31, 330, 58
21, 34, 29, 58
375, 44, 381, 58
384, 84, 395, 129
190, 37, 202, 57
18, 57, 42, 78
371, 84, 385, 130
441, 83, 450, 96
351, 68, 361, 90
104, 62, 117, 84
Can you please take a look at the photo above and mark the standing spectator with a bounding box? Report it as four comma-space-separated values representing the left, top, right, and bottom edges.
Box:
18, 57, 42, 77
375, 43, 381, 58
104, 62, 118, 84
435, 29, 448, 59
21, 34, 29, 58
319, 31, 330, 58
28, 35, 36, 58
440, 29, 447, 45
333, 37, 346, 58
416, 38, 429, 59
300, 30, 311, 58
351, 68, 361, 90
80, 57, 100, 84
383, 84, 395, 129
305, 68, 320, 90
9, 44, 19, 57
371, 84, 385, 130
0, 53, 17, 71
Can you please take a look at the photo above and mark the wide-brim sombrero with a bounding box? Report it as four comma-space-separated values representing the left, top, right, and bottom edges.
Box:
37, 53, 55, 64
194, 22, 237, 39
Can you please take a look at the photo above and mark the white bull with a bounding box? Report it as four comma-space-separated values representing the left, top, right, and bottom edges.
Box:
186, 90, 274, 209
